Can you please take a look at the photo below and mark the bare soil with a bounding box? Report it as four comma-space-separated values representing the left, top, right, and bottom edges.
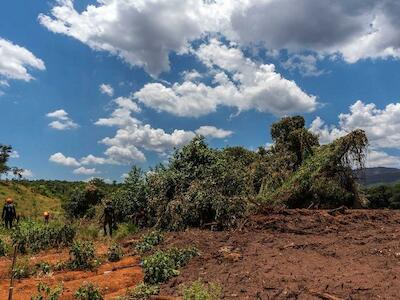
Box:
2, 209, 400, 299
160, 209, 400, 299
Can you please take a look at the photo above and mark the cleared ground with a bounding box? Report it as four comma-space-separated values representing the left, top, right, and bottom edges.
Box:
1, 209, 400, 299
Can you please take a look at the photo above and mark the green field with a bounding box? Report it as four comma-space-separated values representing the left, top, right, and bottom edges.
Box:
0, 181, 62, 220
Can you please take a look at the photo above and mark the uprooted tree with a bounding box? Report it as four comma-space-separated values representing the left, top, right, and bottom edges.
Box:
260, 116, 368, 208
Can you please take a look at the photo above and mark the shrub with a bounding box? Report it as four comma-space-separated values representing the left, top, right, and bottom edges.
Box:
107, 243, 123, 262
143, 247, 199, 284
74, 283, 103, 300
114, 223, 138, 240
12, 258, 32, 279
0, 238, 7, 256
135, 230, 164, 254
11, 220, 75, 253
31, 282, 64, 300
182, 280, 222, 300
35, 262, 51, 275
126, 283, 160, 299
69, 241, 98, 270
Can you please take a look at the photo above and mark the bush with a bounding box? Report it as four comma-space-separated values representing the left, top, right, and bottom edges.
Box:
35, 262, 51, 275
107, 243, 123, 262
114, 223, 138, 240
12, 258, 32, 279
31, 282, 64, 300
126, 283, 160, 299
143, 247, 199, 284
74, 283, 103, 300
0, 239, 7, 256
69, 241, 98, 270
182, 280, 222, 300
135, 230, 164, 254
11, 220, 75, 253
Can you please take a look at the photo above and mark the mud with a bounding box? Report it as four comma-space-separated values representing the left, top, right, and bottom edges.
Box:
160, 209, 400, 299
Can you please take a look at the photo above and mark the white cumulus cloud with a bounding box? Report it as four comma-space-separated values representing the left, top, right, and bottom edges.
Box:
49, 152, 81, 167
195, 126, 233, 139
135, 39, 317, 117
46, 109, 78, 130
99, 83, 114, 97
73, 167, 99, 175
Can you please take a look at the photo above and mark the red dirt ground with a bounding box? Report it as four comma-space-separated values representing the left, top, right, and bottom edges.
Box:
0, 246, 143, 299
2, 209, 400, 299
160, 209, 400, 299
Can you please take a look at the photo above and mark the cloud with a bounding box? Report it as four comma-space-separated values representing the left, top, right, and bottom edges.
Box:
73, 167, 99, 175
10, 151, 19, 159
80, 154, 109, 165
195, 126, 233, 139
367, 150, 400, 168
135, 39, 317, 117
230, 0, 400, 63
99, 83, 114, 97
38, 0, 231, 77
46, 109, 78, 130
0, 37, 45, 81
95, 97, 141, 127
282, 54, 325, 77
49, 152, 80, 167
21, 169, 34, 178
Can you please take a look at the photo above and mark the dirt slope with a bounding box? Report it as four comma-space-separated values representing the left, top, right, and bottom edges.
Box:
160, 209, 400, 299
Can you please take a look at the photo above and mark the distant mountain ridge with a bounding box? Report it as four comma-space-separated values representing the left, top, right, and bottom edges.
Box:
355, 167, 400, 186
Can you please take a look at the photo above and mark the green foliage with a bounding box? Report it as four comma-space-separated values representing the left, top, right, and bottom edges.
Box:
126, 283, 160, 299
146, 137, 261, 230
143, 247, 199, 284
111, 167, 148, 223
261, 117, 368, 208
12, 258, 32, 279
135, 230, 164, 253
31, 282, 64, 300
107, 242, 123, 262
68, 241, 98, 270
74, 283, 103, 300
182, 280, 222, 300
0, 238, 7, 256
63, 179, 108, 218
11, 220, 75, 253
364, 182, 400, 209
113, 222, 138, 240
35, 261, 51, 275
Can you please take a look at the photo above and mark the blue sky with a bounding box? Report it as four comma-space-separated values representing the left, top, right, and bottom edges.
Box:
1, 0, 400, 181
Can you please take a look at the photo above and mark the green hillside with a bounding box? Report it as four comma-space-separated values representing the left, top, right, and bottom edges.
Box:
0, 181, 62, 219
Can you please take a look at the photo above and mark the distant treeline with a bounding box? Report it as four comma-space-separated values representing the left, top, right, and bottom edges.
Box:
363, 182, 400, 209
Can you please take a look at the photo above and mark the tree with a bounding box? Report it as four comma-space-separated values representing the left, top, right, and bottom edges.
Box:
0, 144, 13, 178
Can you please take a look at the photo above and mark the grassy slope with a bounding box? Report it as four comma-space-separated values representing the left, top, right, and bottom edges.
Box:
0, 181, 62, 219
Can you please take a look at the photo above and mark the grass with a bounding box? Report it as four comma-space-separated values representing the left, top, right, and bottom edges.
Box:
0, 181, 62, 219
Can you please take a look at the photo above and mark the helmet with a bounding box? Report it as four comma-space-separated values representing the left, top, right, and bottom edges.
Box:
105, 200, 112, 205
6, 198, 13, 204
44, 211, 49, 217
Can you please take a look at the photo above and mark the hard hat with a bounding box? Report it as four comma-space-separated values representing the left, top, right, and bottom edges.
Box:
6, 198, 13, 204
44, 211, 49, 216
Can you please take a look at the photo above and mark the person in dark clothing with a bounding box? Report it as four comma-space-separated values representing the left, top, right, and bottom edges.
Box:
43, 211, 50, 224
102, 201, 115, 237
2, 198, 16, 229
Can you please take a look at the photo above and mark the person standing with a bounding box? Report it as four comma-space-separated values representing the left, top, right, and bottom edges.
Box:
102, 201, 115, 237
43, 211, 50, 224
2, 198, 16, 229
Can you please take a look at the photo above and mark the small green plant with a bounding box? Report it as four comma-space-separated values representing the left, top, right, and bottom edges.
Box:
182, 280, 222, 300
11, 220, 75, 253
74, 282, 103, 300
0, 238, 7, 256
114, 223, 138, 240
12, 258, 32, 279
107, 242, 123, 262
31, 282, 64, 300
143, 247, 199, 284
35, 262, 51, 275
126, 283, 160, 299
69, 241, 97, 270
135, 230, 164, 254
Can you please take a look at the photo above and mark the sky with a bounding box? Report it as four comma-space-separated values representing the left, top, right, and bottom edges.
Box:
2, 0, 400, 182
